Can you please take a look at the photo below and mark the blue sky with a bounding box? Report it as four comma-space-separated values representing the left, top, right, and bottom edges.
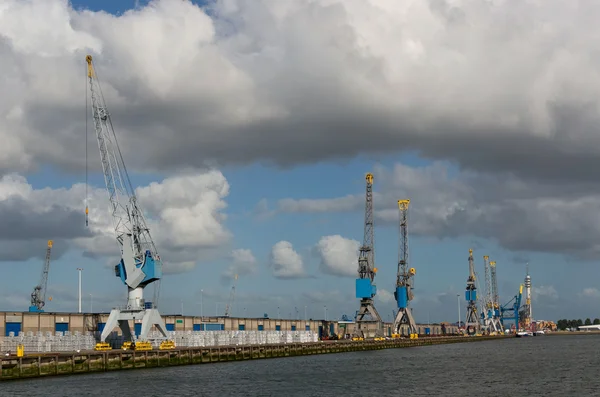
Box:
0, 0, 598, 325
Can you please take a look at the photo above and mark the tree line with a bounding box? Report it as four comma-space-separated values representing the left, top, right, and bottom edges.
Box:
557, 318, 600, 330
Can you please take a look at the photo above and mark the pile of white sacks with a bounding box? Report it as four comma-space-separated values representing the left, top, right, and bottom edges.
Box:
2, 331, 96, 353
2, 330, 320, 352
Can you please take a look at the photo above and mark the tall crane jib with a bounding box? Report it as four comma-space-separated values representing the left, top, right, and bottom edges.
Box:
86, 55, 169, 344
392, 199, 417, 337
29, 240, 53, 313
464, 249, 480, 335
352, 173, 383, 339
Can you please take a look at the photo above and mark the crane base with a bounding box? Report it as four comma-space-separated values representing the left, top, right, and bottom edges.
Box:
352, 298, 384, 339
100, 308, 169, 342
393, 308, 417, 336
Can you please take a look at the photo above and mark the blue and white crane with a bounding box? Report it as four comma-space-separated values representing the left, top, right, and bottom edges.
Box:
393, 199, 417, 337
352, 173, 383, 339
85, 55, 169, 343
464, 249, 480, 335
29, 240, 53, 313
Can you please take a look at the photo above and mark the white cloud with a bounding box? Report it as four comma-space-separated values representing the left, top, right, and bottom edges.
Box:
315, 235, 360, 277
578, 288, 600, 299
0, 171, 231, 273
0, 0, 599, 182
376, 288, 394, 305
269, 241, 305, 279
532, 285, 558, 300
222, 248, 258, 279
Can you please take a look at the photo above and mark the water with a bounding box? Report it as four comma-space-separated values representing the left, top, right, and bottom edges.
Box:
2, 335, 599, 396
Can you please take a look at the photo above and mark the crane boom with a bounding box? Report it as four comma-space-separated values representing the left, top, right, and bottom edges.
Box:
29, 240, 53, 313
86, 55, 168, 343
224, 274, 238, 317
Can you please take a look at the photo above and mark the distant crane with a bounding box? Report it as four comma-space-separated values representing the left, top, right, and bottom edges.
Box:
501, 284, 523, 331
393, 199, 417, 337
352, 173, 383, 339
482, 258, 503, 333
29, 240, 53, 313
86, 55, 169, 343
224, 274, 238, 317
464, 249, 480, 335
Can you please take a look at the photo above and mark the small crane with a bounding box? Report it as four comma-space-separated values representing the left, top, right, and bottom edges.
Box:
29, 241, 53, 313
224, 274, 238, 317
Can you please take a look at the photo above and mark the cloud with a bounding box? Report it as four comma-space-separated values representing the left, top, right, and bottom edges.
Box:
269, 241, 306, 279
376, 288, 394, 305
314, 235, 360, 277
578, 288, 600, 299
271, 161, 600, 260
0, 171, 231, 273
532, 285, 558, 301
0, 0, 599, 184
221, 248, 258, 280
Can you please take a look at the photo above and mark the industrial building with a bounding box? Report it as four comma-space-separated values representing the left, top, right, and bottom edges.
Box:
0, 311, 458, 340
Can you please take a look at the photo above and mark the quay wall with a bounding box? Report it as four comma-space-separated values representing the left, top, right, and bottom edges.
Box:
0, 335, 509, 381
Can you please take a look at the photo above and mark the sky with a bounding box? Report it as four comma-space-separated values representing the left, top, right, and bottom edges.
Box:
0, 0, 598, 324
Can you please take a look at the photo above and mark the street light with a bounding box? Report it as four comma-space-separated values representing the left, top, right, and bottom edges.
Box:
324, 305, 327, 321
89, 293, 93, 313
200, 289, 203, 318
457, 294, 461, 332
77, 268, 83, 313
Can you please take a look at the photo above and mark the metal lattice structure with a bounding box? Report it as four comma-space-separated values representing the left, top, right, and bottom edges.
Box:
352, 173, 383, 339
224, 274, 238, 317
29, 241, 53, 313
392, 199, 417, 336
464, 249, 480, 335
86, 55, 168, 343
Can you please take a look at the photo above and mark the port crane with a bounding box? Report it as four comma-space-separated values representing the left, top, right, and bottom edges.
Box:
352, 173, 383, 339
29, 240, 53, 313
481, 257, 503, 333
500, 284, 523, 331
86, 55, 169, 343
464, 249, 480, 335
393, 199, 417, 337
224, 274, 238, 317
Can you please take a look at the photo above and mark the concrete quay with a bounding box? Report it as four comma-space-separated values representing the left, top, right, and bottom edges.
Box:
0, 335, 509, 381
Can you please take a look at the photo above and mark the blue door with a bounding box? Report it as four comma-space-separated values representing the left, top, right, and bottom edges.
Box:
258, 325, 264, 331
329, 323, 335, 335
276, 325, 281, 331
98, 323, 105, 333
5, 322, 21, 336
166, 323, 175, 331
305, 325, 310, 331
193, 324, 201, 331
291, 325, 296, 331
55, 323, 69, 333
134, 323, 142, 336
238, 324, 245, 330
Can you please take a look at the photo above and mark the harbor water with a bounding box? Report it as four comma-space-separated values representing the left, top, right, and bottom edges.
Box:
2, 334, 598, 396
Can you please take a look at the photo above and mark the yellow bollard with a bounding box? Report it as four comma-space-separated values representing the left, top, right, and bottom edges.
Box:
16, 344, 24, 357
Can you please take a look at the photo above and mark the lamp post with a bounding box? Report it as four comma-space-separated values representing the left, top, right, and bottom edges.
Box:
200, 289, 203, 318
90, 293, 93, 313
457, 294, 461, 332
77, 268, 83, 313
